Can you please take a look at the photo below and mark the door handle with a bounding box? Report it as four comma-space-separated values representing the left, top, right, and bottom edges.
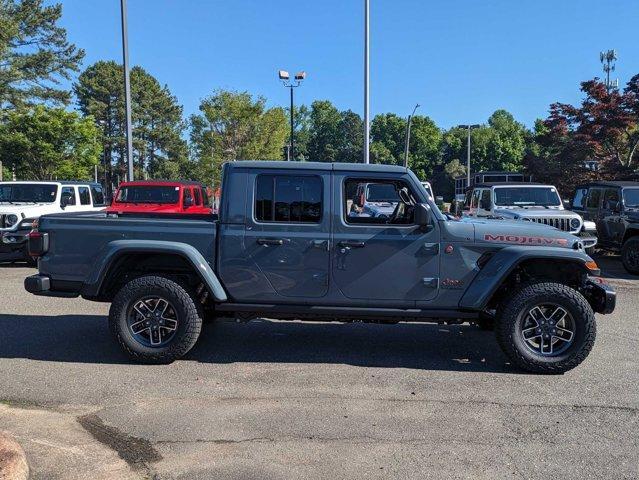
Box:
338, 240, 365, 249
311, 239, 329, 250
257, 238, 285, 246
422, 242, 440, 255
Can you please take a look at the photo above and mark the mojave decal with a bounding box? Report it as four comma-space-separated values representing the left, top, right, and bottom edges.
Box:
483, 234, 570, 247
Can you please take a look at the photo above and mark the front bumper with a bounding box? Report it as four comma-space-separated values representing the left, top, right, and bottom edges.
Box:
585, 277, 616, 314
577, 232, 598, 249
0, 232, 29, 259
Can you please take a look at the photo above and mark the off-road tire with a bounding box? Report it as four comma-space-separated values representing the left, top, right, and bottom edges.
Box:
109, 275, 203, 364
496, 282, 596, 374
621, 237, 639, 275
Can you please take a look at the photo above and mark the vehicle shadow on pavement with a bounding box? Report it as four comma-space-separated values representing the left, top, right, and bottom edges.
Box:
0, 314, 516, 373
593, 253, 639, 283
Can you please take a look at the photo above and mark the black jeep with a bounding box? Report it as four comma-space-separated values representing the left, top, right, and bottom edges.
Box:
571, 181, 639, 274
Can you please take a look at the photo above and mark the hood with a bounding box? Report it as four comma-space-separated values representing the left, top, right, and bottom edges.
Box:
469, 217, 580, 249
0, 203, 58, 217
106, 202, 181, 214
493, 207, 578, 219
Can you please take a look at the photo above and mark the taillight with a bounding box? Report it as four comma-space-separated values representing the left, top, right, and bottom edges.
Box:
28, 230, 49, 257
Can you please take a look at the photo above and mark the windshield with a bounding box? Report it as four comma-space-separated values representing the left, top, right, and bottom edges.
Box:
0, 184, 58, 203
623, 188, 639, 207
115, 185, 180, 204
366, 184, 399, 202
494, 187, 561, 207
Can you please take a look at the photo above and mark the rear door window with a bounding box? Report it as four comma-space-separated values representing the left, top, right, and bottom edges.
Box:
183, 187, 193, 206
586, 188, 602, 209
61, 186, 76, 205
78, 186, 91, 205
255, 175, 322, 223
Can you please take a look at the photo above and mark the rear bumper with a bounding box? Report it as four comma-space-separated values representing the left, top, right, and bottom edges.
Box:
586, 277, 616, 314
24, 274, 79, 298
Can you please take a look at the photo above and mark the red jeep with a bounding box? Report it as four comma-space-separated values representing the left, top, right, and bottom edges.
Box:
107, 181, 212, 216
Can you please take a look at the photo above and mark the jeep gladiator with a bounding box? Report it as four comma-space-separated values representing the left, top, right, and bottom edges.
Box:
25, 161, 616, 373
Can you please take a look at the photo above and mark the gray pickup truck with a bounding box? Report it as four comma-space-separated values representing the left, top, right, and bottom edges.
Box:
25, 161, 616, 373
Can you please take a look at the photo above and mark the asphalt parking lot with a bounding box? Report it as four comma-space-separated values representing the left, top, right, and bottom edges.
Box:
0, 258, 637, 480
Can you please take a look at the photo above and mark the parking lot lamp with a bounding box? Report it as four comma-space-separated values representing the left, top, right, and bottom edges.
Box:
279, 70, 306, 160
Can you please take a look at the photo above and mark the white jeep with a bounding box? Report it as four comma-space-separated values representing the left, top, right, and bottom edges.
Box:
463, 182, 598, 249
0, 181, 106, 263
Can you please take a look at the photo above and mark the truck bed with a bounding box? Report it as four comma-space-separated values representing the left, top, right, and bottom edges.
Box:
37, 212, 217, 292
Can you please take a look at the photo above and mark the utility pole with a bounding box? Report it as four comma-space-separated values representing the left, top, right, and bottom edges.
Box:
403, 104, 420, 168
600, 49, 618, 93
457, 124, 480, 187
278, 70, 306, 160
363, 0, 370, 164
120, 0, 134, 181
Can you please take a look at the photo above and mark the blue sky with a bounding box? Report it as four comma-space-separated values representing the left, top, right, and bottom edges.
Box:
57, 0, 637, 128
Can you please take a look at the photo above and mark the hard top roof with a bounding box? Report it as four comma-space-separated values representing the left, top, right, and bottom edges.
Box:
118, 180, 204, 187
575, 180, 639, 188
0, 180, 101, 186
471, 182, 547, 188
224, 160, 408, 173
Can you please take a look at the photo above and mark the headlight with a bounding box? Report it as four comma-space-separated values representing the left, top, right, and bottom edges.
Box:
5, 214, 19, 227
570, 218, 581, 230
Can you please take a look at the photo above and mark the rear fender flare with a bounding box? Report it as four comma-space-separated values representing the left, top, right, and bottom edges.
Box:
84, 240, 227, 302
459, 246, 591, 311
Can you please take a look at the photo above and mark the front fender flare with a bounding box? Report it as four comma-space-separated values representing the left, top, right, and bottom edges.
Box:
83, 240, 227, 302
459, 246, 591, 311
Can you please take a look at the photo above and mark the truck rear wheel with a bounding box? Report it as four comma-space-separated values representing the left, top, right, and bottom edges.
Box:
621, 237, 639, 275
109, 275, 203, 364
495, 282, 596, 374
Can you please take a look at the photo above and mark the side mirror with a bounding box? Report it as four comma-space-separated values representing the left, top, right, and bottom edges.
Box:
60, 196, 69, 209
612, 200, 621, 213
563, 199, 571, 209
184, 197, 193, 208
414, 203, 432, 227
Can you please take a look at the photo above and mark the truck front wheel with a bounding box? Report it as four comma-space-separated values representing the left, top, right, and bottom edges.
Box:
495, 282, 596, 374
109, 275, 203, 364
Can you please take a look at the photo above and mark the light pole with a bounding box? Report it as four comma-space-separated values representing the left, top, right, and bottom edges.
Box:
279, 70, 306, 161
403, 103, 420, 168
120, 0, 134, 182
363, 0, 370, 164
457, 124, 480, 187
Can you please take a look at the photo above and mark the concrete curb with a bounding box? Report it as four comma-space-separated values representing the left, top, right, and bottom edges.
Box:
0, 431, 29, 480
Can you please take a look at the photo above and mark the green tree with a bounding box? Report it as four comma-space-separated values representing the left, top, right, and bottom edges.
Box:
370, 113, 442, 179
443, 110, 528, 174
0, 0, 84, 108
74, 61, 187, 186
189, 89, 288, 186
0, 105, 100, 179
307, 100, 342, 162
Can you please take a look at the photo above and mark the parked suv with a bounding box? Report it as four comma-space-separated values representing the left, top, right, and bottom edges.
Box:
0, 181, 105, 263
106, 180, 212, 216
463, 183, 597, 249
571, 181, 639, 274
